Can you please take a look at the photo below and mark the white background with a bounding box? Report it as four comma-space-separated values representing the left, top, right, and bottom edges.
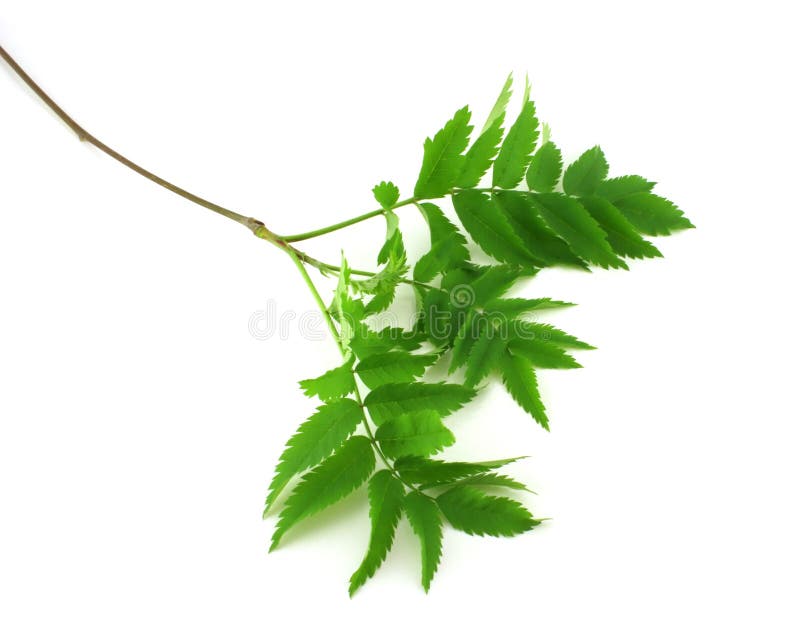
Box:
1, 1, 798, 621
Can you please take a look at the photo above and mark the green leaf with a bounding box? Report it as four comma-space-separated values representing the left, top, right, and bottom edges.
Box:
403, 491, 443, 593
492, 191, 586, 268
437, 486, 538, 536
499, 352, 549, 430
355, 352, 438, 389
395, 456, 524, 488
298, 356, 356, 401
331, 253, 356, 352
526, 141, 563, 192
448, 308, 479, 373
580, 196, 662, 259
481, 72, 513, 133
464, 322, 506, 387
372, 181, 400, 209
270, 436, 375, 550
562, 146, 609, 196
375, 410, 455, 458
514, 321, 595, 350
614, 192, 695, 236
454, 472, 532, 492
414, 107, 473, 199
508, 338, 582, 369
532, 193, 627, 269
469, 264, 531, 303
452, 190, 536, 265
264, 397, 364, 514
349, 471, 405, 596
364, 382, 476, 426
493, 100, 540, 189
414, 202, 469, 282
457, 114, 505, 188
349, 325, 423, 360
595, 175, 655, 202
483, 297, 575, 315
417, 287, 454, 346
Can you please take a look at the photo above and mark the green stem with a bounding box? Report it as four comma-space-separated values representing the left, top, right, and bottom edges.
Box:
280, 197, 419, 242
282, 247, 423, 494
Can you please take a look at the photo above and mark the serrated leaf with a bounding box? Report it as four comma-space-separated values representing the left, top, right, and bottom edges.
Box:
375, 410, 455, 458
493, 100, 539, 189
414, 107, 473, 199
417, 287, 454, 346
481, 73, 513, 133
469, 264, 532, 303
531, 193, 627, 269
464, 323, 506, 387
508, 337, 582, 369
580, 196, 662, 259
364, 382, 476, 426
448, 308, 479, 373
355, 352, 438, 389
454, 472, 532, 492
514, 321, 595, 350
395, 456, 524, 488
492, 191, 586, 268
270, 436, 375, 550
298, 356, 356, 401
403, 491, 443, 593
614, 192, 694, 236
595, 175, 656, 201
437, 486, 538, 536
526, 141, 563, 192
349, 470, 405, 596
414, 202, 469, 282
264, 398, 364, 514
457, 114, 505, 188
499, 352, 549, 430
452, 190, 536, 265
331, 253, 356, 352
372, 181, 400, 209
483, 297, 575, 315
349, 325, 424, 360
562, 146, 609, 196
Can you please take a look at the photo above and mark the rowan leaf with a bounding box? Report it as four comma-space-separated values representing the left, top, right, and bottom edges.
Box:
514, 321, 595, 350
298, 356, 356, 401
482, 297, 575, 315
264, 398, 364, 514
355, 352, 438, 389
464, 322, 506, 387
403, 491, 443, 593
414, 107, 473, 199
526, 141, 563, 192
499, 352, 549, 430
414, 202, 469, 282
614, 192, 695, 236
492, 190, 586, 268
437, 486, 538, 536
270, 436, 375, 550
508, 337, 582, 369
395, 456, 522, 488
372, 181, 400, 209
482, 73, 513, 133
454, 472, 532, 492
364, 382, 475, 426
375, 410, 455, 458
562, 146, 609, 196
493, 100, 539, 189
532, 193, 627, 269
349, 470, 405, 596
457, 114, 505, 188
452, 189, 536, 265
448, 308, 479, 373
595, 175, 655, 201
580, 196, 663, 259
